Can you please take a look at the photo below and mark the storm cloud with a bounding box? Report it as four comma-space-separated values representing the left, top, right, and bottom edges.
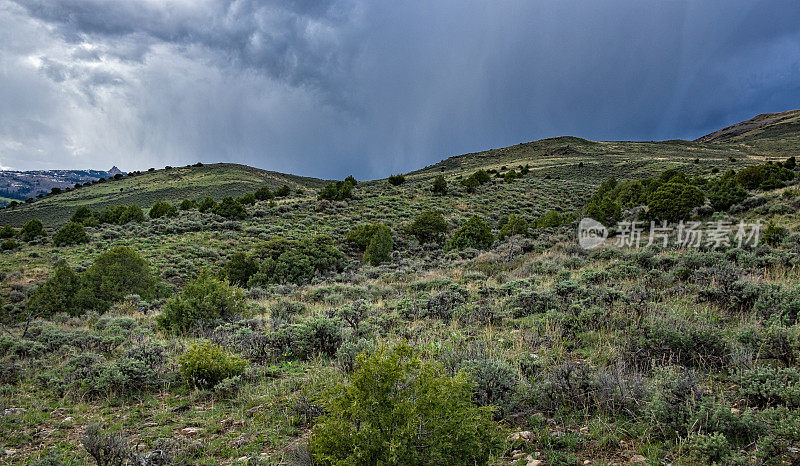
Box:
1, 0, 799, 178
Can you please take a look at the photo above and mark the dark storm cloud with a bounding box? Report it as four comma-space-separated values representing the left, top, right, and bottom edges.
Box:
1, 0, 799, 177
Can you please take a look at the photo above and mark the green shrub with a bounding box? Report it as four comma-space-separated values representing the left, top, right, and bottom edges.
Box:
53, 222, 89, 246
345, 224, 385, 250
118, 205, 145, 224
647, 183, 705, 222
738, 163, 795, 190
405, 210, 448, 244
498, 215, 528, 240
364, 225, 393, 265
212, 196, 246, 219
447, 215, 493, 251
71, 206, 95, 224
237, 193, 256, 205
318, 178, 356, 201
432, 175, 447, 195
255, 186, 273, 201
387, 174, 406, 186
274, 185, 291, 197
178, 340, 247, 389
584, 177, 622, 226
684, 432, 732, 464
220, 252, 259, 287
707, 171, 747, 211
734, 366, 800, 408
179, 199, 197, 210
0, 225, 15, 238
148, 201, 178, 219
785, 156, 797, 170
249, 235, 344, 286
20, 218, 45, 241
291, 316, 343, 358
197, 197, 217, 212
82, 246, 159, 313
27, 265, 83, 317
157, 269, 245, 332
533, 210, 568, 229
309, 343, 505, 464
1, 238, 19, 251
763, 222, 788, 247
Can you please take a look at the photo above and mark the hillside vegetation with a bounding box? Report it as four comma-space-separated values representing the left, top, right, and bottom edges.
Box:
0, 111, 799, 464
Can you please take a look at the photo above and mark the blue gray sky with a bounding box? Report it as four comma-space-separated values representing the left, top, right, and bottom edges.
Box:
1, 0, 799, 179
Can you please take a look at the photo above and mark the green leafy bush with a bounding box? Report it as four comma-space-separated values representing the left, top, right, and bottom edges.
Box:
387, 174, 406, 186
584, 177, 622, 226
533, 210, 569, 229
447, 215, 493, 251
255, 186, 273, 200
71, 206, 95, 224
734, 366, 800, 408
20, 218, 45, 241
179, 199, 197, 210
220, 252, 259, 287
364, 225, 393, 265
738, 163, 795, 190
309, 343, 505, 464
318, 178, 356, 201
763, 222, 788, 247
646, 183, 705, 222
0, 225, 15, 239
237, 193, 256, 205
157, 269, 245, 332
27, 265, 83, 317
249, 235, 344, 286
707, 171, 747, 211
53, 222, 89, 246
405, 210, 448, 244
197, 196, 217, 212
432, 174, 447, 195
212, 196, 246, 219
1, 238, 18, 251
498, 215, 529, 240
345, 224, 385, 250
118, 205, 145, 224
274, 185, 291, 197
683, 432, 732, 464
178, 340, 247, 389
148, 201, 178, 219
81, 246, 159, 313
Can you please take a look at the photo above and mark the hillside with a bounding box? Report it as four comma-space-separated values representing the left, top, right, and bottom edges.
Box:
696, 109, 800, 158
0, 113, 799, 464
0, 163, 329, 226
0, 167, 118, 204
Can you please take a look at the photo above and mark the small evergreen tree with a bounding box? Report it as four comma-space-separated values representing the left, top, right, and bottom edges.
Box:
364, 225, 393, 265
212, 197, 246, 219
20, 219, 45, 241
149, 201, 178, 219
157, 269, 245, 332
53, 222, 89, 246
221, 252, 259, 287
447, 215, 494, 251
0, 225, 16, 239
432, 175, 447, 195
387, 174, 406, 186
405, 210, 448, 244
498, 214, 529, 240
198, 197, 217, 212
254, 186, 273, 201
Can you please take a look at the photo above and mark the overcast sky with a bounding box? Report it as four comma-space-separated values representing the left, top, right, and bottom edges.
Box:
1, 0, 799, 178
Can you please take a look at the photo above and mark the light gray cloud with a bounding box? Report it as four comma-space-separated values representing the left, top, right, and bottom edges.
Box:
1, 0, 799, 178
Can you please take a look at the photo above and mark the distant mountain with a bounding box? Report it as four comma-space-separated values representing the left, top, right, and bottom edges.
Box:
0, 167, 123, 204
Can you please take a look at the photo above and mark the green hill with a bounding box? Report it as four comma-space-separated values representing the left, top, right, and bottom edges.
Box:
0, 163, 329, 226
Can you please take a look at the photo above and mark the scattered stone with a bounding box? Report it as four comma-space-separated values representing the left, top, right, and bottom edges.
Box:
4, 449, 17, 456
579, 426, 589, 434
246, 405, 264, 416
526, 459, 543, 466
221, 417, 234, 428
508, 430, 534, 442
731, 407, 741, 415
181, 427, 202, 436
3, 408, 26, 416
237, 456, 248, 462
630, 454, 647, 463
61, 416, 74, 423
584, 461, 592, 465
512, 450, 526, 460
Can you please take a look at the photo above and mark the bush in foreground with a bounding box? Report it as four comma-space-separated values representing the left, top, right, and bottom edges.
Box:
309, 343, 505, 464
20, 218, 45, 241
447, 215, 493, 251
405, 210, 448, 244
149, 200, 178, 219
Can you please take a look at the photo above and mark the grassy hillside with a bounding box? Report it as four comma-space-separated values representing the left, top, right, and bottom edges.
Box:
0, 163, 329, 227
0, 113, 799, 464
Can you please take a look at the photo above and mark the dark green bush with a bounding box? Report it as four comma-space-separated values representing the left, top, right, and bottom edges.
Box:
533, 210, 569, 229
309, 343, 505, 464
179, 199, 197, 210
738, 163, 795, 190
0, 225, 15, 238
345, 224, 385, 250
197, 197, 217, 212
255, 186, 273, 200
647, 183, 705, 222
178, 340, 247, 389
460, 358, 518, 415
27, 265, 82, 317
447, 215, 493, 251
1, 238, 18, 250
148, 201, 178, 219
157, 269, 245, 332
81, 246, 159, 313
763, 222, 788, 247
53, 222, 89, 246
387, 174, 406, 186
318, 178, 356, 201
20, 218, 45, 241
291, 316, 343, 358
274, 185, 291, 197
118, 205, 145, 224
364, 226, 393, 265
237, 193, 256, 205
707, 171, 748, 211
212, 197, 246, 219
71, 206, 95, 224
249, 235, 343, 286
734, 366, 800, 408
498, 215, 528, 240
432, 175, 447, 195
220, 252, 259, 287
405, 210, 448, 244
